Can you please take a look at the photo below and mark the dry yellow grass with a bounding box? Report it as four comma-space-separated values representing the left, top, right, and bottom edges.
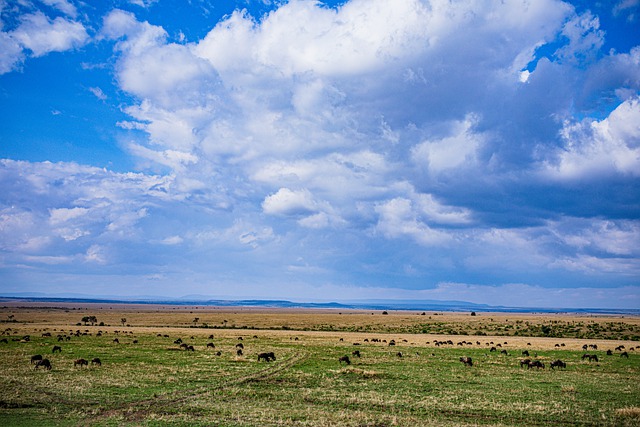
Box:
1, 301, 638, 351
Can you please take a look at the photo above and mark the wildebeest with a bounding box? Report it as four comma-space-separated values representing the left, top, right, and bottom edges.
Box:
0, 338, 8, 344
35, 359, 52, 370
206, 342, 215, 349
258, 352, 276, 362
582, 354, 598, 362
352, 350, 361, 358
459, 356, 473, 367
528, 360, 545, 369
621, 351, 629, 358
338, 355, 351, 365
187, 345, 195, 352
606, 349, 613, 356
30, 354, 43, 364
520, 358, 531, 368
500, 349, 508, 355
74, 358, 88, 368
550, 359, 566, 369
235, 343, 244, 349
113, 338, 119, 344
52, 345, 62, 353
91, 358, 102, 366
174, 338, 182, 344
490, 346, 497, 352
522, 350, 530, 357
396, 352, 403, 358
236, 349, 243, 356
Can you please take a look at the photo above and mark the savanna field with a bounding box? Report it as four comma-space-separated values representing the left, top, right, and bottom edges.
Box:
1, 303, 639, 426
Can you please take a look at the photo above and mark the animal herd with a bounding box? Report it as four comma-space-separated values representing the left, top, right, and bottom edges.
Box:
3, 325, 635, 374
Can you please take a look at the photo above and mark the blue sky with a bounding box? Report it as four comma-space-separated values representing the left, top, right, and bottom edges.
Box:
1, 0, 639, 308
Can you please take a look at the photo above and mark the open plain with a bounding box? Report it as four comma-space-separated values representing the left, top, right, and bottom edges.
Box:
1, 302, 639, 426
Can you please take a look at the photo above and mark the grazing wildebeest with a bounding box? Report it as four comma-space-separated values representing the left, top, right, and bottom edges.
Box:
621, 351, 629, 358
606, 349, 613, 356
396, 352, 403, 358
338, 355, 351, 365
616, 345, 625, 351
522, 350, 530, 357
208, 335, 214, 339
258, 352, 276, 362
352, 350, 361, 358
520, 358, 531, 368
500, 349, 508, 355
113, 338, 119, 344
216, 351, 222, 356
174, 338, 182, 344
582, 354, 598, 362
52, 345, 62, 353
133, 340, 138, 344
528, 360, 544, 369
582, 344, 588, 350
187, 345, 195, 352
31, 354, 43, 364
74, 358, 88, 368
0, 338, 8, 344
235, 343, 244, 349
236, 349, 243, 356
35, 359, 52, 370
91, 358, 101, 366
180, 343, 189, 350
459, 356, 473, 367
207, 342, 215, 349
550, 360, 566, 369
490, 347, 497, 352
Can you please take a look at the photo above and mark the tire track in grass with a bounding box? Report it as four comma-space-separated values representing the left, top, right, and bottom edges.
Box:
85, 350, 309, 424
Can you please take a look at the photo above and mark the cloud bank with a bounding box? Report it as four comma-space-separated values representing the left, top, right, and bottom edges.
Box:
1, 0, 639, 308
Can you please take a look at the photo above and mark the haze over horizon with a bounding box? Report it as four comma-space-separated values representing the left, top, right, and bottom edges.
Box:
1, 0, 639, 309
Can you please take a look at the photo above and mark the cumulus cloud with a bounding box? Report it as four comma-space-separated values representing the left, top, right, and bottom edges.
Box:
11, 12, 88, 57
542, 97, 640, 179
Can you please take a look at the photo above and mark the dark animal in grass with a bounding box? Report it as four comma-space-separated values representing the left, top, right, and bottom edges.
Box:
500, 349, 508, 355
459, 356, 473, 367
236, 349, 243, 356
74, 358, 88, 368
338, 355, 351, 365
528, 360, 544, 369
174, 338, 182, 344
582, 354, 598, 362
0, 338, 8, 344
52, 345, 62, 353
91, 358, 102, 366
35, 359, 52, 370
352, 350, 361, 358
113, 338, 119, 344
235, 343, 244, 349
490, 347, 497, 352
187, 345, 195, 352
550, 360, 566, 369
522, 350, 529, 357
31, 354, 43, 364
520, 358, 531, 368
607, 349, 613, 356
258, 352, 276, 362
207, 342, 215, 349
621, 351, 629, 358
396, 352, 403, 358
216, 351, 222, 356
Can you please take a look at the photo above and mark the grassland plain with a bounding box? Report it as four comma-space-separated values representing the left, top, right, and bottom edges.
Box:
0, 303, 639, 426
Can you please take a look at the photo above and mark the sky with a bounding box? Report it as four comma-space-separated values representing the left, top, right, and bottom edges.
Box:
0, 0, 639, 309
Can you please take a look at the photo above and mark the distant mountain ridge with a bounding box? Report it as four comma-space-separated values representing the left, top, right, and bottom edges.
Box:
0, 293, 638, 315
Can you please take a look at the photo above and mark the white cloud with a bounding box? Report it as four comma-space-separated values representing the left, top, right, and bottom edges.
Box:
41, 0, 78, 18
411, 114, 485, 175
542, 97, 640, 179
11, 12, 88, 57
262, 188, 320, 216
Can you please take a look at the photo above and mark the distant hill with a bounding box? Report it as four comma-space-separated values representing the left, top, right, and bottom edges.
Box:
0, 293, 638, 315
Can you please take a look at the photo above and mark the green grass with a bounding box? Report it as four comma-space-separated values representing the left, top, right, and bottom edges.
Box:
1, 331, 639, 426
